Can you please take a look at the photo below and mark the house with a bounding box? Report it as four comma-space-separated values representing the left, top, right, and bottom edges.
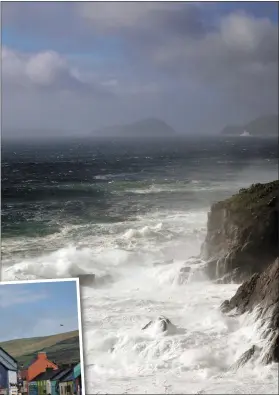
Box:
29, 368, 59, 395
0, 347, 18, 395
28, 367, 58, 395
58, 370, 74, 395
24, 352, 58, 383
73, 364, 81, 395
49, 368, 72, 395
20, 352, 58, 394
29, 367, 73, 395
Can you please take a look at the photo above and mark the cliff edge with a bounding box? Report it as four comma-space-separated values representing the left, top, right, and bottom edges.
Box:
201, 180, 279, 366
201, 180, 278, 283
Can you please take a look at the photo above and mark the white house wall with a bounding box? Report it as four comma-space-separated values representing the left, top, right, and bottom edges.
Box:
7, 371, 17, 395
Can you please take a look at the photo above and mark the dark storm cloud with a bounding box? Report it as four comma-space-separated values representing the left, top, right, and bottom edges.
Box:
2, 2, 278, 135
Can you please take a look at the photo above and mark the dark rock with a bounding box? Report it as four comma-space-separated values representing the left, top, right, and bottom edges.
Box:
220, 300, 230, 313
231, 345, 258, 370
201, 180, 279, 282
176, 266, 191, 284
222, 259, 279, 315
262, 330, 279, 364
78, 273, 96, 286
142, 316, 172, 332
221, 258, 279, 364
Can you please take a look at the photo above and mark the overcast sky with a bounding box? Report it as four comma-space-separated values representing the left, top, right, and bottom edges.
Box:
2, 1, 278, 137
0, 280, 79, 341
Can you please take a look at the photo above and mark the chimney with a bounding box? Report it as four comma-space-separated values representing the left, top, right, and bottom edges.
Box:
38, 352, 47, 360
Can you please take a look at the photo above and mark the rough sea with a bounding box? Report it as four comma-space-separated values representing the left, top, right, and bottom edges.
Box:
2, 136, 278, 394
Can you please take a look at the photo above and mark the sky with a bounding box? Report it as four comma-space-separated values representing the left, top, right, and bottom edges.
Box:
0, 280, 80, 341
2, 1, 278, 138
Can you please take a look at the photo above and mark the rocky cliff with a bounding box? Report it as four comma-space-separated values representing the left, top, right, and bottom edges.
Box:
201, 180, 278, 283
201, 180, 279, 366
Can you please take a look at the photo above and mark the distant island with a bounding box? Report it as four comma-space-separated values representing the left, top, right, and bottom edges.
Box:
221, 114, 278, 137
93, 118, 176, 137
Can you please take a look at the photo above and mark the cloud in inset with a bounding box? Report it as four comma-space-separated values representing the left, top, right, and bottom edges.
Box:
0, 287, 48, 308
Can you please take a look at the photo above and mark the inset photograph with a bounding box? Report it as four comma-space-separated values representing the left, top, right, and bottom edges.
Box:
0, 279, 84, 395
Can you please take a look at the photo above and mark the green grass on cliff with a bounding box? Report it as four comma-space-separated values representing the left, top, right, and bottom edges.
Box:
225, 180, 278, 230
0, 330, 80, 368
214, 180, 278, 227
221, 180, 278, 211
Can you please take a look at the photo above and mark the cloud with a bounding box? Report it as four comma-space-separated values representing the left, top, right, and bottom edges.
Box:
2, 2, 278, 135
2, 47, 112, 96
78, 2, 178, 30
149, 12, 278, 79
80, 4, 278, 87
77, 4, 278, 119
77, 4, 278, 103
0, 286, 48, 308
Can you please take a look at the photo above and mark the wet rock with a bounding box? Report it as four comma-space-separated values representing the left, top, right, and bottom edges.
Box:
176, 266, 191, 284
142, 316, 172, 332
220, 300, 230, 313
262, 330, 279, 364
201, 180, 278, 282
221, 259, 279, 315
78, 273, 96, 286
221, 258, 279, 365
231, 345, 258, 370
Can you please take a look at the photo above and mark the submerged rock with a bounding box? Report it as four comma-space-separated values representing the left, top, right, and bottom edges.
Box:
201, 180, 278, 282
142, 316, 172, 333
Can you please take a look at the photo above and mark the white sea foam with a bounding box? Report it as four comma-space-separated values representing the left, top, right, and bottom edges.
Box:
3, 169, 278, 394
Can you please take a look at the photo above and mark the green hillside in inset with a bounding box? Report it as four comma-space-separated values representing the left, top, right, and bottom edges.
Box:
0, 330, 80, 367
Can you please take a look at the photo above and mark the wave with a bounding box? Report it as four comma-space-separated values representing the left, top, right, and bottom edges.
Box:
84, 277, 278, 393
122, 223, 163, 239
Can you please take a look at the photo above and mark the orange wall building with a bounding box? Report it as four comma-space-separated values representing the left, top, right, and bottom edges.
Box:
26, 352, 58, 382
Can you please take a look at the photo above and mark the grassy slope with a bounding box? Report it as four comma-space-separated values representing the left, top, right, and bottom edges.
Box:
214, 180, 278, 235
0, 330, 80, 367
223, 180, 278, 214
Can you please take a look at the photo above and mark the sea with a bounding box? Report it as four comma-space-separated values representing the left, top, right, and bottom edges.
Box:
2, 135, 278, 394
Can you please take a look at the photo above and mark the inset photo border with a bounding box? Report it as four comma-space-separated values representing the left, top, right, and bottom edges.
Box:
0, 278, 85, 395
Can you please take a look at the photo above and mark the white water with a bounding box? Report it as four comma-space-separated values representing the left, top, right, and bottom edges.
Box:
3, 205, 278, 394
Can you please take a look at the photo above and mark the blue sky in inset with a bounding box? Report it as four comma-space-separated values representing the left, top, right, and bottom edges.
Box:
0, 281, 80, 341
